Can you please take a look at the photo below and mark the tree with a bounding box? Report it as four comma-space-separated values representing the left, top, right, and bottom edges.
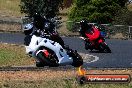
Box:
68, 0, 128, 24
63, 0, 73, 8
113, 8, 132, 25
20, 0, 63, 17
116, 0, 128, 7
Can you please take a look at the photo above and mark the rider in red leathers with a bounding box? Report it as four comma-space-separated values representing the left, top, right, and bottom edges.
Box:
79, 19, 101, 50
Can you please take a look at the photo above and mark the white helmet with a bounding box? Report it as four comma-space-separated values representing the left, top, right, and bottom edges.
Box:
23, 23, 33, 35
23, 23, 33, 31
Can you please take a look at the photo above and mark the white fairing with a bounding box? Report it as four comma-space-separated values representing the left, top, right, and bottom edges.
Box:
25, 35, 73, 65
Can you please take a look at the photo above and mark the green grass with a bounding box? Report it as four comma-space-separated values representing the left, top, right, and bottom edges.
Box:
0, 43, 34, 66
0, 0, 22, 17
0, 78, 132, 88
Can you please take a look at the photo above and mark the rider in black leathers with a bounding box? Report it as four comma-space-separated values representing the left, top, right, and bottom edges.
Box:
33, 14, 65, 48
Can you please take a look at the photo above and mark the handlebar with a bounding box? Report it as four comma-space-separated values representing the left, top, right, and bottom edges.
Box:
79, 37, 89, 41
33, 28, 53, 38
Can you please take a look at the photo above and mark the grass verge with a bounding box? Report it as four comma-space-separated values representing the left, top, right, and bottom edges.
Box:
1, 78, 131, 88
0, 0, 22, 17
0, 70, 132, 88
0, 43, 34, 66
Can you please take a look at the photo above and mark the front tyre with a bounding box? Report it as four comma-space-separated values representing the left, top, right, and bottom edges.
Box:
99, 42, 111, 53
36, 61, 45, 67
85, 42, 89, 50
68, 50, 83, 67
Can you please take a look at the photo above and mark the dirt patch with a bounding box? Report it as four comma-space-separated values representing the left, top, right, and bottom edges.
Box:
110, 33, 125, 39
87, 69, 132, 75
0, 70, 132, 88
0, 70, 76, 81
0, 23, 21, 32
0, 69, 132, 81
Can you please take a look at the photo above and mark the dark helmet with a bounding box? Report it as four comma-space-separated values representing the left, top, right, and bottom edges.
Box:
33, 13, 43, 22
80, 19, 92, 31
33, 13, 45, 29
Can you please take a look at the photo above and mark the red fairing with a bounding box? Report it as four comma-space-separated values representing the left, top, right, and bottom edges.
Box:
98, 38, 103, 43
43, 50, 49, 58
85, 27, 100, 41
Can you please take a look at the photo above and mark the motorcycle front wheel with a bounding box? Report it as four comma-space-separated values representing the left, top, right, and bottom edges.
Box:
99, 42, 111, 53
36, 61, 45, 67
68, 50, 83, 67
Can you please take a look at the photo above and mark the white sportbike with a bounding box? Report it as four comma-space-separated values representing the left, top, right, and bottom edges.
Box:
23, 24, 83, 67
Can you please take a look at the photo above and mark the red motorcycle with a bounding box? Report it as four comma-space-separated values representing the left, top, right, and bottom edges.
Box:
80, 27, 111, 53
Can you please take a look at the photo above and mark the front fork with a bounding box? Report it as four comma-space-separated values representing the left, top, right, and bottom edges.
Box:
84, 39, 93, 50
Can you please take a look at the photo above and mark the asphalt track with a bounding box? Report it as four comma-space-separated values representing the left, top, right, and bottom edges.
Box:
0, 32, 132, 68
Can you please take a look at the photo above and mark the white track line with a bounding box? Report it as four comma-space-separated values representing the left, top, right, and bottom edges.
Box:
84, 54, 99, 63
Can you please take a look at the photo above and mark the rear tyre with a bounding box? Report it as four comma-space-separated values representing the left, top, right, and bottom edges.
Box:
99, 43, 111, 53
